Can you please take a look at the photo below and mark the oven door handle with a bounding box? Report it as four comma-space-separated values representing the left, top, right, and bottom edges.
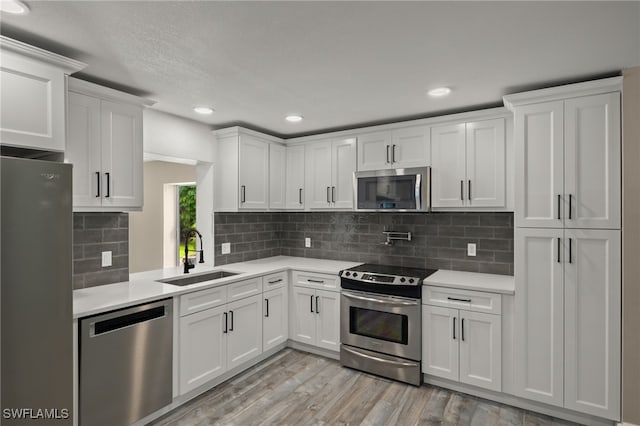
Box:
342, 345, 418, 368
342, 291, 419, 306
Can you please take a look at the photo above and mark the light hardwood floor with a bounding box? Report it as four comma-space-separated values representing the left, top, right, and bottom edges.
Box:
151, 349, 579, 426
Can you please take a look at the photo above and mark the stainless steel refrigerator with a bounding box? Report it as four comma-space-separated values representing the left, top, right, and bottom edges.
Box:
1, 156, 73, 425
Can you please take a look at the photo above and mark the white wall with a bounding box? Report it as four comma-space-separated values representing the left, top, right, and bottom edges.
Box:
143, 109, 214, 162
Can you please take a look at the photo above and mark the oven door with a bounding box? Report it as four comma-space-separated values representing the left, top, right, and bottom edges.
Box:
341, 290, 421, 361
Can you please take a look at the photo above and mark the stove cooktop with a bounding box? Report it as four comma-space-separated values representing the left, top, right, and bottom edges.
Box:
338, 263, 437, 287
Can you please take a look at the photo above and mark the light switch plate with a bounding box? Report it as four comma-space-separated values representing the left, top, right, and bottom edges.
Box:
101, 251, 112, 267
305, 237, 311, 248
221, 242, 231, 254
467, 243, 477, 257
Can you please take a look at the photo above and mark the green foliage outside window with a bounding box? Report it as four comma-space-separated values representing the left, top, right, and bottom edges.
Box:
179, 185, 196, 249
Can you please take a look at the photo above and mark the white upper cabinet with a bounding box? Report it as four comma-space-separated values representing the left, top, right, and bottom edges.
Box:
284, 145, 305, 209
239, 135, 269, 210
0, 36, 85, 151
214, 128, 282, 211
431, 118, 506, 209
564, 93, 621, 229
506, 78, 622, 229
305, 137, 356, 209
356, 127, 429, 171
67, 78, 150, 212
268, 143, 286, 209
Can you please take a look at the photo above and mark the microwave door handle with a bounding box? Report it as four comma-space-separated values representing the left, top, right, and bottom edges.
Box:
415, 173, 422, 210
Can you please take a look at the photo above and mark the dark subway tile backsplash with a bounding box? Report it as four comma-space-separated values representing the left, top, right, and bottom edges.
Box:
214, 212, 513, 275
73, 212, 129, 290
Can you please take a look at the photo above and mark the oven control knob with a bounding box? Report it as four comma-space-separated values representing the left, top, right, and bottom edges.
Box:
408, 278, 415, 283
352, 273, 358, 278
345, 272, 351, 277
400, 277, 406, 283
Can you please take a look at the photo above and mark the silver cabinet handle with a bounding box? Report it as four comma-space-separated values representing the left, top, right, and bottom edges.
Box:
386, 145, 390, 164
342, 290, 419, 306
315, 296, 319, 314
241, 185, 246, 203
392, 144, 396, 163
460, 180, 464, 201
299, 188, 303, 205
326, 186, 331, 204
557, 194, 561, 220
95, 172, 101, 198
332, 186, 336, 203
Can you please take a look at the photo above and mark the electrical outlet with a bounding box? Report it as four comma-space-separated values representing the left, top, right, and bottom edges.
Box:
305, 237, 311, 248
221, 242, 231, 255
467, 243, 477, 257
101, 251, 112, 267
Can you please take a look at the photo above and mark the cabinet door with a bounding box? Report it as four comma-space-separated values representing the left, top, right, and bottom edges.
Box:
564, 229, 620, 419
0, 52, 66, 151
290, 286, 316, 345
514, 101, 564, 227
269, 143, 286, 209
263, 287, 288, 351
100, 100, 143, 209
564, 93, 621, 229
422, 305, 459, 381
357, 131, 392, 171
431, 123, 466, 207
239, 135, 269, 209
331, 138, 357, 209
226, 294, 263, 370
391, 126, 430, 169
459, 311, 501, 392
466, 119, 506, 207
305, 140, 333, 209
179, 305, 226, 394
514, 228, 564, 407
66, 92, 102, 208
315, 289, 340, 351
285, 145, 305, 209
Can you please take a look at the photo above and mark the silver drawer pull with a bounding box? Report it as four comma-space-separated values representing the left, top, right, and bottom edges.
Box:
447, 297, 472, 303
268, 279, 283, 284
307, 279, 324, 284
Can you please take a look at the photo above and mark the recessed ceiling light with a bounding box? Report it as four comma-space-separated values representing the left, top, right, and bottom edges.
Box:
193, 106, 214, 115
0, 0, 30, 15
427, 87, 451, 97
285, 114, 303, 123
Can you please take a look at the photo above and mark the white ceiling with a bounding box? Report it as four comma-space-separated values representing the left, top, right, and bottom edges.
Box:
2, 1, 639, 137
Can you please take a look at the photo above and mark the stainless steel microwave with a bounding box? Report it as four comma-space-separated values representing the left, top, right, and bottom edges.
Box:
354, 166, 431, 212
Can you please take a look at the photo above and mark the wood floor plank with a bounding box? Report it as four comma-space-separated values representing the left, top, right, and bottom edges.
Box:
150, 349, 584, 426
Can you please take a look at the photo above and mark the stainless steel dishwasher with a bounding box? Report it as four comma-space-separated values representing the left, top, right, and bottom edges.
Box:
80, 298, 173, 426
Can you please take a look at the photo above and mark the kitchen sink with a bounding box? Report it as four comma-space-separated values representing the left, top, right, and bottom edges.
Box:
157, 270, 240, 286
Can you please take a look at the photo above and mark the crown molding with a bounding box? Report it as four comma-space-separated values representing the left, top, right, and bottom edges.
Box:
0, 35, 86, 74
68, 77, 155, 107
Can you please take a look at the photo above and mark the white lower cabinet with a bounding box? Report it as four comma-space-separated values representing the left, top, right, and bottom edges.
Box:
514, 227, 621, 419
422, 286, 502, 392
263, 286, 288, 351
226, 295, 263, 370
291, 286, 340, 351
422, 304, 501, 392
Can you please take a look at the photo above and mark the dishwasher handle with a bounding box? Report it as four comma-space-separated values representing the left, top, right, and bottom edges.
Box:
90, 300, 170, 337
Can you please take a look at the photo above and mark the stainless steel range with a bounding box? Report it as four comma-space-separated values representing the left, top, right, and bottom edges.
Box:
338, 264, 437, 386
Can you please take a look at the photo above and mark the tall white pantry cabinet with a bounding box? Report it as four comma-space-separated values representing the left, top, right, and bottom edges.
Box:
504, 77, 622, 421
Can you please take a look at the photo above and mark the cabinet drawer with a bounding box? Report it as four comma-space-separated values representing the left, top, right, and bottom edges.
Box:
423, 286, 501, 315
263, 271, 287, 290
292, 270, 339, 291
228, 277, 263, 302
180, 286, 227, 316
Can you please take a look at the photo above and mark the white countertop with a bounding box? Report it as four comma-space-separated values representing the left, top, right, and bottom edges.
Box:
423, 269, 515, 295
73, 256, 361, 318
